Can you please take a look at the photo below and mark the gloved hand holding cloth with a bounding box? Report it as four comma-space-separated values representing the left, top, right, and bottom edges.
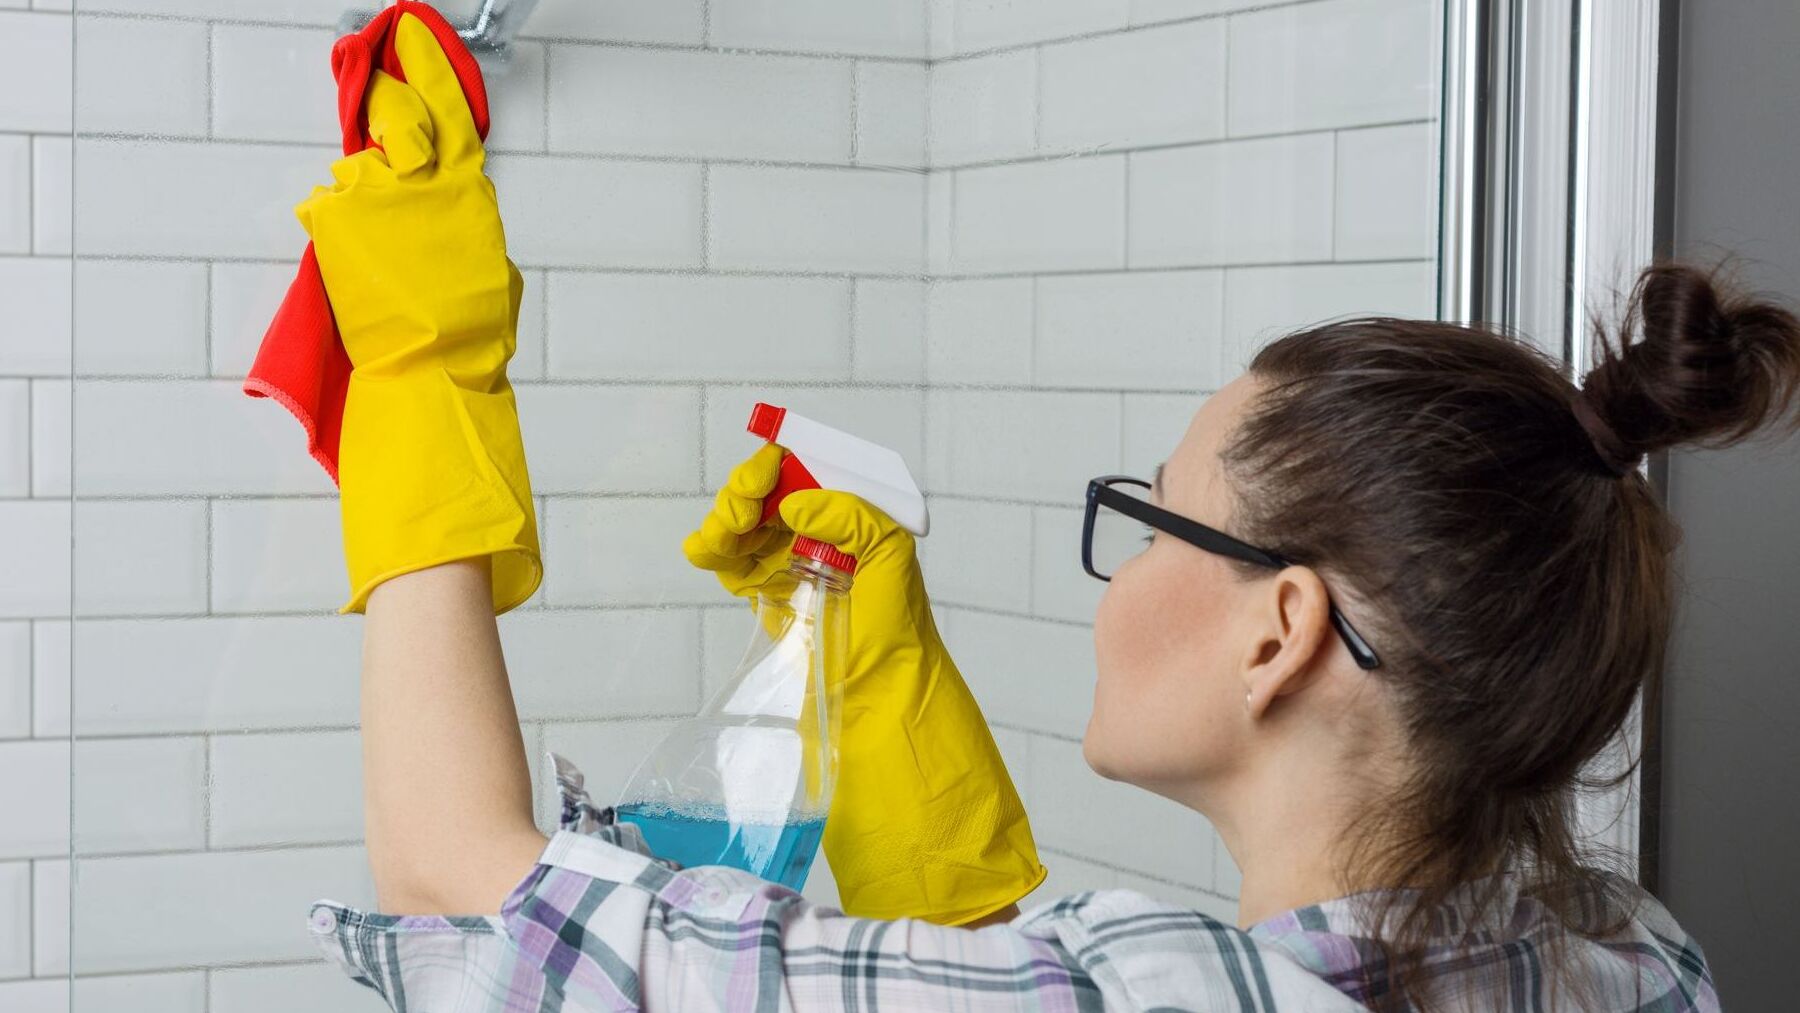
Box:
287, 11, 540, 613
686, 446, 1047, 925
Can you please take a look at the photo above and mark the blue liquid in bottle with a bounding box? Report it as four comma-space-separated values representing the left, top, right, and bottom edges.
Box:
616, 803, 827, 891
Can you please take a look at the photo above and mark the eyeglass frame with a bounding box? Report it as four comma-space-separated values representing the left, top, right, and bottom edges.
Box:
1082, 475, 1382, 670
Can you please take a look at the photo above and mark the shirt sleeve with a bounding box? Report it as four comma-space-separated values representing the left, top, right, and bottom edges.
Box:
309, 754, 1106, 1012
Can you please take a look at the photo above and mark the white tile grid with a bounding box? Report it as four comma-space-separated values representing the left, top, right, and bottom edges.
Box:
0, 0, 1441, 989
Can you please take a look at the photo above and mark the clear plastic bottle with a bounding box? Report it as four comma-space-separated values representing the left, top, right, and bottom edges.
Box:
614, 538, 852, 890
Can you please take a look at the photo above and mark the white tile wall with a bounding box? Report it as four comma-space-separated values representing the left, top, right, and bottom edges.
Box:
75, 17, 209, 137
550, 48, 854, 162
0, 0, 1440, 993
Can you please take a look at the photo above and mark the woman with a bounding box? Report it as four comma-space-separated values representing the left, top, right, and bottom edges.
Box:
303, 17, 1784, 1012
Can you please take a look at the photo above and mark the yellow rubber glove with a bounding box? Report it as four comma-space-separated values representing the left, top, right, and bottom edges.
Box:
295, 14, 539, 615
685, 446, 1047, 925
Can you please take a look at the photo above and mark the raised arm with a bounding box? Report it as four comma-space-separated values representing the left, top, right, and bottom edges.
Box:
293, 13, 546, 913
360, 562, 544, 914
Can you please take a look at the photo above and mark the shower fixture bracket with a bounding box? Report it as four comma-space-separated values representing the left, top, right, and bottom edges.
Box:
338, 0, 542, 68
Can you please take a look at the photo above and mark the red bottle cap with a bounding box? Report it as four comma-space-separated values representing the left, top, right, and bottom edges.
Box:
792, 536, 857, 576
747, 402, 787, 441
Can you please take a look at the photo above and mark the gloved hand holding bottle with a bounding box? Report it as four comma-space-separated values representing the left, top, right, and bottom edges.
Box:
685, 446, 1047, 925
295, 13, 540, 614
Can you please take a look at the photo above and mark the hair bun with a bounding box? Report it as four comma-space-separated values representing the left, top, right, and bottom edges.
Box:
1578, 264, 1800, 461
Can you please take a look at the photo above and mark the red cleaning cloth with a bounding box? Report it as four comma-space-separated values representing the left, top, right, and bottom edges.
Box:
241, 1, 490, 484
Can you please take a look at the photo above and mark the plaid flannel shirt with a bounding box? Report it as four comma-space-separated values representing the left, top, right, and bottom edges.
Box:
311, 756, 1717, 1012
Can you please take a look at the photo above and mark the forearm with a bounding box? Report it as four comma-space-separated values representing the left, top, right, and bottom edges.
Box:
361, 559, 546, 913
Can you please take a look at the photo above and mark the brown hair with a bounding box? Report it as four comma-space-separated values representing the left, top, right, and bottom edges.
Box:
1222, 263, 1800, 1010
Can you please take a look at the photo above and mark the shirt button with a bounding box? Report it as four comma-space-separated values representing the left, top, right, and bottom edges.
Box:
310, 908, 338, 933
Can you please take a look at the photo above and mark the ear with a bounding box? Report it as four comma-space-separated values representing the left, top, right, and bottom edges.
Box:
1242, 566, 1333, 719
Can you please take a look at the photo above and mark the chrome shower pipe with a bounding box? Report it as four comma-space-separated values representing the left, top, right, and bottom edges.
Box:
338, 0, 543, 65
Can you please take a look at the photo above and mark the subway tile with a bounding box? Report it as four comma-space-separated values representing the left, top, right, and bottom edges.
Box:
524, 0, 705, 45
72, 379, 337, 496
852, 279, 925, 383
925, 170, 953, 274
0, 501, 70, 620
1029, 735, 1214, 886
211, 960, 383, 1013
0, 862, 26, 979
488, 155, 703, 269
74, 499, 209, 616
927, 0, 957, 58
1040, 20, 1226, 154
855, 61, 927, 169
211, 25, 337, 145
74, 139, 323, 259
709, 165, 924, 275
0, 257, 71, 376
517, 384, 702, 494
210, 497, 344, 613
1335, 122, 1437, 260
30, 621, 67, 737
541, 497, 719, 606
0, 136, 28, 253
1130, 0, 1265, 24
0, 623, 27, 739
1228, 0, 1436, 136
0, 12, 72, 133
923, 389, 1118, 502
487, 41, 548, 153
76, 16, 208, 137
928, 50, 1036, 166
550, 47, 852, 163
701, 384, 925, 491
499, 607, 701, 720
1031, 504, 1104, 623
0, 740, 69, 858
1036, 849, 1119, 899
513, 267, 548, 381
925, 277, 1032, 384
1221, 260, 1436, 370
951, 156, 1126, 274
700, 605, 747, 702
801, 851, 841, 909
541, 719, 679, 812
67, 846, 374, 973
547, 273, 850, 383
32, 136, 69, 255
74, 972, 208, 1013
0, 979, 62, 1012
711, 0, 928, 58
209, 730, 361, 847
80, 0, 343, 22
1129, 133, 1335, 268
916, 496, 1032, 612
210, 261, 298, 378
29, 378, 68, 497
72, 736, 206, 854
70, 616, 361, 735
953, 0, 1130, 53
939, 608, 1093, 739
1034, 270, 1224, 389
1121, 392, 1200, 476
0, 383, 26, 498
75, 259, 208, 375
31, 859, 65, 976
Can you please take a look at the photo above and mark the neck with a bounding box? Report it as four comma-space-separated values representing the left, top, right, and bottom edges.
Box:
1204, 752, 1383, 929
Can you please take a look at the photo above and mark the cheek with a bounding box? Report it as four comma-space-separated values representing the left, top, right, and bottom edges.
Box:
1086, 549, 1244, 783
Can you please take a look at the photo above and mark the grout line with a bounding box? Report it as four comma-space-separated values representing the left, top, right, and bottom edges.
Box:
1122, 152, 1132, 268
203, 498, 214, 613
205, 23, 217, 138
200, 734, 213, 848
698, 162, 712, 269
848, 60, 861, 166
935, 0, 1330, 64
701, 0, 713, 48
845, 279, 859, 379
540, 41, 552, 153
1328, 129, 1341, 260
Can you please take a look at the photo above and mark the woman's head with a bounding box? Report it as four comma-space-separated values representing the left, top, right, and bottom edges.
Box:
1085, 263, 1800, 999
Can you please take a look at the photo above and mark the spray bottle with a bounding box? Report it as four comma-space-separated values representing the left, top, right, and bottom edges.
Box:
614, 403, 930, 890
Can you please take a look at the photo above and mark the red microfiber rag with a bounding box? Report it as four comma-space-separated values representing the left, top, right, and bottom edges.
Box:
241, 1, 490, 484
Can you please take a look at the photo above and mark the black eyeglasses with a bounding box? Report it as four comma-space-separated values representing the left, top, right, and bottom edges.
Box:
1082, 476, 1381, 670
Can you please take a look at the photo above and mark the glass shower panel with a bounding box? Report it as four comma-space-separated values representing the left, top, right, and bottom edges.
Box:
49, 1, 1444, 1009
